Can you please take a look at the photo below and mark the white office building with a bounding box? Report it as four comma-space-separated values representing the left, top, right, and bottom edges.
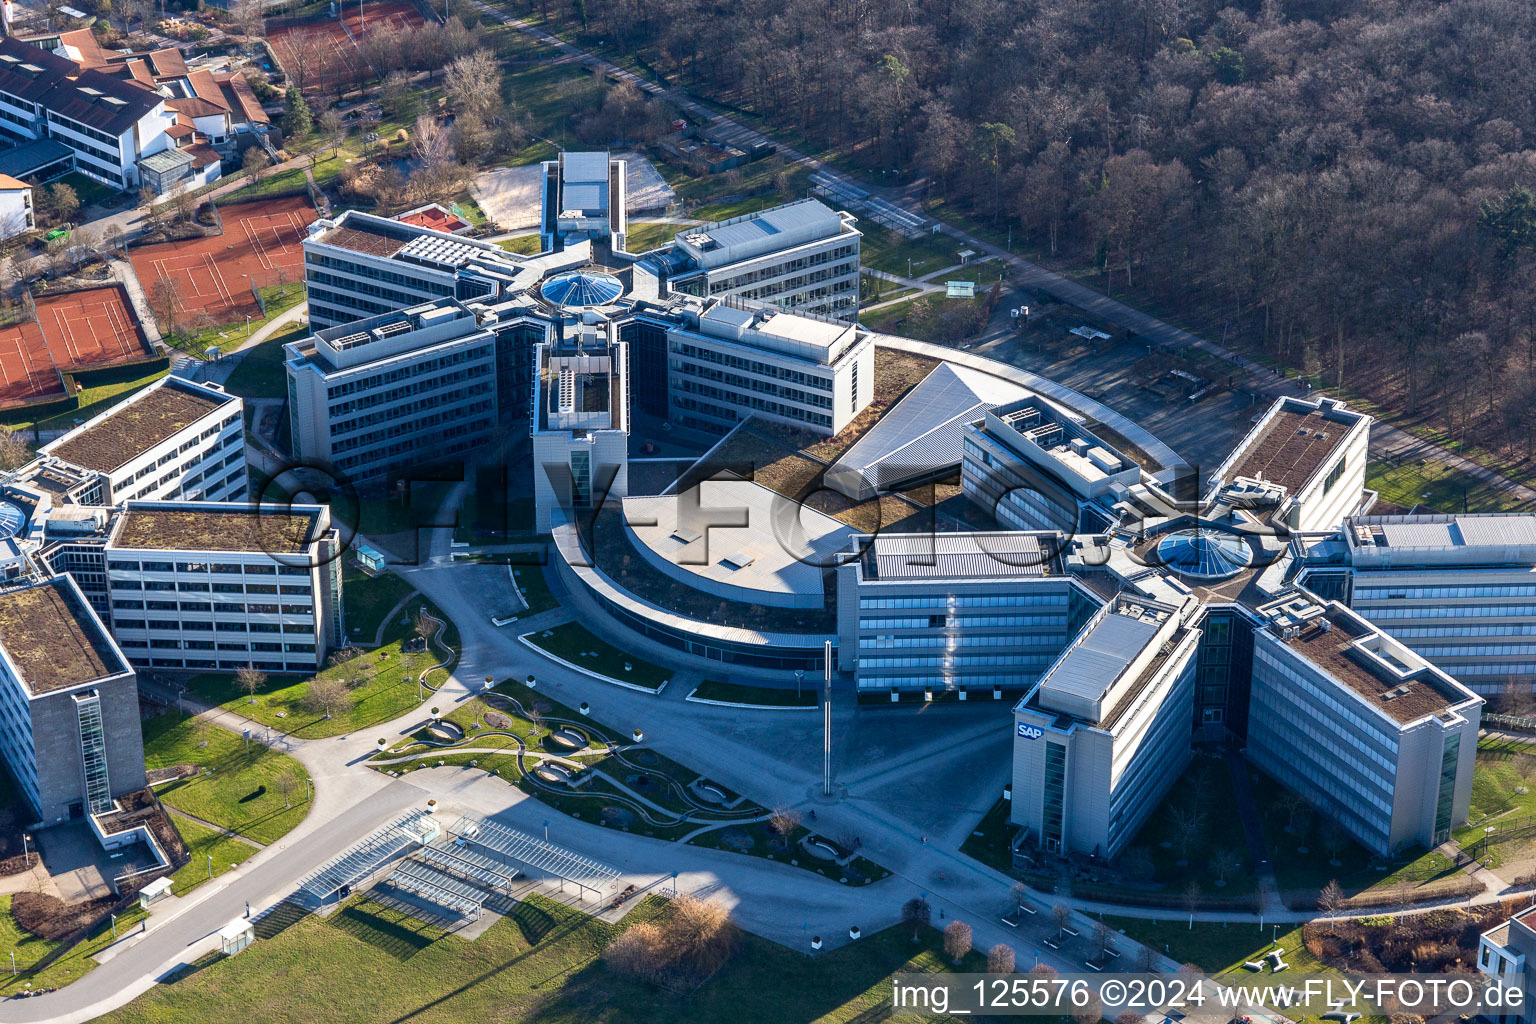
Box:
658, 199, 861, 320
36, 376, 245, 506
1011, 593, 1204, 858
1247, 591, 1481, 854
540, 150, 627, 252
103, 501, 344, 674
665, 299, 874, 435
1340, 513, 1536, 695
532, 322, 630, 532
285, 299, 503, 484
961, 397, 1141, 534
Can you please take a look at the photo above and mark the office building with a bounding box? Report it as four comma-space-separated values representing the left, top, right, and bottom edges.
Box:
531, 322, 630, 532
102, 501, 343, 674
837, 531, 1094, 695
0, 574, 145, 824
1205, 395, 1371, 534
1478, 905, 1536, 1024
1246, 591, 1480, 854
0, 35, 176, 190
655, 199, 862, 320
540, 150, 627, 252
284, 299, 505, 484
961, 397, 1141, 533
1011, 593, 1204, 858
1337, 513, 1536, 695
36, 376, 245, 506
665, 299, 874, 435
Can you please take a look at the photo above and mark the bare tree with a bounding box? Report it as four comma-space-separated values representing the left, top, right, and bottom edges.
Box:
1320, 820, 1349, 866
228, 0, 264, 39
1209, 848, 1241, 887
901, 896, 930, 941
318, 109, 348, 158
768, 806, 801, 838
942, 920, 972, 965
1181, 881, 1202, 930
329, 649, 368, 689
1072, 995, 1103, 1024
303, 677, 348, 719
1317, 879, 1345, 933
1093, 919, 1113, 958
411, 610, 440, 649
235, 665, 267, 699
243, 146, 271, 185
274, 772, 297, 808
1169, 804, 1206, 864
1051, 903, 1072, 939
987, 942, 1015, 974
443, 50, 502, 121
101, 222, 125, 255
1276, 790, 1307, 833
148, 276, 178, 336
0, 426, 30, 471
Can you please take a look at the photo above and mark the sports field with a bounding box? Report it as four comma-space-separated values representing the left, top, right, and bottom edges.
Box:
128, 195, 314, 326
0, 286, 152, 407
268, 1, 427, 92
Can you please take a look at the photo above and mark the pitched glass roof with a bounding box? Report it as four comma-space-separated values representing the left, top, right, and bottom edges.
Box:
540, 270, 623, 308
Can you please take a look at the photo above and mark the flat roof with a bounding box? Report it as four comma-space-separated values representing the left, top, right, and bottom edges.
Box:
621, 477, 854, 601
1229, 405, 1353, 491
316, 221, 409, 259
113, 505, 318, 553
1042, 606, 1163, 706
1281, 613, 1461, 725
44, 379, 232, 473
861, 531, 1057, 581
0, 577, 124, 695
0, 138, 71, 179
1348, 513, 1536, 554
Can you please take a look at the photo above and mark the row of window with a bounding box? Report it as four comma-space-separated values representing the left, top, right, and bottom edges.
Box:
1359, 603, 1536, 619
332, 380, 493, 433
113, 600, 311, 615
114, 619, 311, 634
1356, 584, 1536, 600
333, 398, 495, 454
859, 593, 1068, 610
668, 340, 835, 392
324, 345, 492, 400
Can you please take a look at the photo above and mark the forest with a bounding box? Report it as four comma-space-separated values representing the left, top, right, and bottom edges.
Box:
528, 0, 1536, 466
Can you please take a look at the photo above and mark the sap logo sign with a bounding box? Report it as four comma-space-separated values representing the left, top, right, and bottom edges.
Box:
1016, 723, 1044, 741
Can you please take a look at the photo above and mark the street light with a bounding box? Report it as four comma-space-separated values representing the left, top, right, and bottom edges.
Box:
206, 853, 213, 880
245, 314, 251, 337
794, 669, 804, 700
305, 777, 312, 802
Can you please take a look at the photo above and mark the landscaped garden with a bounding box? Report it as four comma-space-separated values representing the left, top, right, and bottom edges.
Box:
0, 894, 147, 996
373, 680, 886, 885
184, 597, 458, 740
522, 622, 671, 691
99, 893, 1004, 1024
142, 710, 311, 847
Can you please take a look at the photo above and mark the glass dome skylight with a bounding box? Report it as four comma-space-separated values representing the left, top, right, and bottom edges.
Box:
540, 270, 623, 308
1154, 529, 1251, 580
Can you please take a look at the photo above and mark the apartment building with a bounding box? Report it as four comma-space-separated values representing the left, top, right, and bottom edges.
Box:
36, 376, 245, 506
0, 36, 176, 190
540, 150, 627, 252
103, 501, 343, 674
0, 574, 145, 823
961, 397, 1141, 534
664, 299, 874, 435
658, 199, 862, 320
837, 531, 1095, 695
1339, 513, 1536, 695
1011, 593, 1204, 858
284, 299, 502, 484
1247, 592, 1481, 854
531, 322, 630, 532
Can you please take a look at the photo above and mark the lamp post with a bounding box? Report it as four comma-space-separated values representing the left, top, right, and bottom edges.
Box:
794, 669, 804, 701
21, 833, 29, 868
305, 777, 312, 802
206, 853, 213, 880
245, 314, 251, 337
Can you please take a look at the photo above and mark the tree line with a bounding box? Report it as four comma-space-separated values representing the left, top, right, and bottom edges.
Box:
530, 0, 1536, 467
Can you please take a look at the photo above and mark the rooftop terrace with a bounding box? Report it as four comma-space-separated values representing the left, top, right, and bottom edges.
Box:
0, 577, 123, 695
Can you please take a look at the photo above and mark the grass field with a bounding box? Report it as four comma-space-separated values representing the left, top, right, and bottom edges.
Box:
166, 283, 307, 358
165, 816, 260, 897
496, 234, 543, 254
690, 679, 817, 707
2, 365, 169, 432
523, 622, 671, 690
1366, 457, 1526, 513
858, 221, 969, 278
0, 895, 146, 995
143, 710, 311, 847
623, 219, 682, 252
100, 892, 994, 1024
221, 323, 307, 400
341, 566, 417, 645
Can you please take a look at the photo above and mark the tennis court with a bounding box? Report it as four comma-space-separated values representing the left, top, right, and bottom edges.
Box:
128, 195, 315, 324
269, 1, 427, 92
0, 286, 153, 408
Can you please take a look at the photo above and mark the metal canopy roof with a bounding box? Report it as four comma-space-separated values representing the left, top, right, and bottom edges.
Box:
562, 151, 610, 182
451, 814, 619, 892
1043, 612, 1160, 704
295, 810, 431, 901
389, 859, 485, 919
421, 838, 520, 890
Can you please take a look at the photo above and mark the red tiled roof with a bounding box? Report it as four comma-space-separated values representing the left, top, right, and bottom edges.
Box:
184, 68, 226, 108
185, 143, 220, 170
54, 29, 110, 69
214, 71, 268, 125
167, 95, 227, 119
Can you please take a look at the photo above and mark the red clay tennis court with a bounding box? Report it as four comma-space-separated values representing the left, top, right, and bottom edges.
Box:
269, 1, 427, 92
128, 195, 315, 324
0, 286, 153, 408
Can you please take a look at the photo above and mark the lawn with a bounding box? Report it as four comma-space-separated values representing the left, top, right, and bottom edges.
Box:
689, 679, 817, 707
0, 894, 146, 995
623, 219, 681, 252
1, 366, 169, 432
165, 816, 260, 897
222, 152, 348, 202
341, 565, 418, 646
1104, 916, 1303, 976
1451, 736, 1536, 861
496, 234, 543, 254
858, 220, 970, 278
58, 171, 121, 209
509, 564, 559, 616
1366, 456, 1526, 514
221, 323, 307, 400
165, 282, 307, 358
101, 894, 991, 1024
523, 622, 671, 690
142, 710, 312, 847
